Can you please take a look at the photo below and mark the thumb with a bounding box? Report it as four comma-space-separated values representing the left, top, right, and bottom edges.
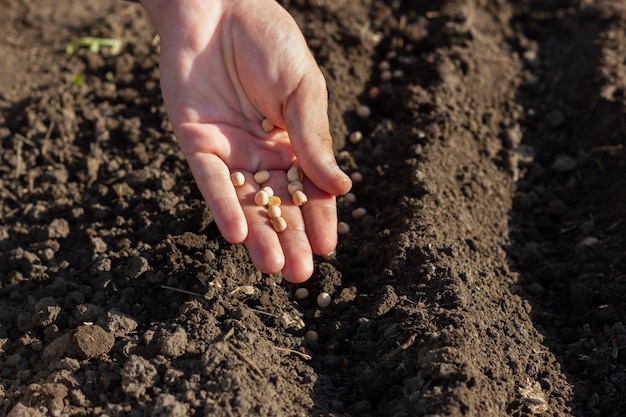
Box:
284, 68, 352, 196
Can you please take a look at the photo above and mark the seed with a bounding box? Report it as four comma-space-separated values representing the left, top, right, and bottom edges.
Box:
304, 330, 319, 343
351, 207, 367, 219
368, 86, 380, 99
356, 105, 371, 119
393, 69, 404, 79
317, 292, 331, 308
385, 50, 397, 60
337, 221, 350, 235
253, 170, 270, 184
254, 190, 269, 206
342, 192, 357, 204
292, 190, 308, 207
294, 287, 310, 300
261, 118, 274, 133
350, 172, 363, 183
267, 195, 282, 207
287, 165, 303, 182
349, 131, 363, 144
267, 205, 281, 219
287, 181, 304, 195
230, 172, 245, 187
261, 186, 274, 197
378, 60, 390, 71
380, 70, 392, 82
272, 216, 287, 232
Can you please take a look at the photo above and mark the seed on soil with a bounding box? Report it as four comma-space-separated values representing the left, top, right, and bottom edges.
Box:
287, 165, 303, 182
342, 192, 357, 204
261, 118, 274, 132
356, 105, 371, 119
351, 207, 367, 219
294, 287, 310, 300
261, 186, 274, 197
267, 195, 282, 207
267, 204, 281, 219
253, 170, 270, 184
230, 172, 245, 187
254, 190, 269, 206
287, 181, 304, 195
317, 292, 332, 308
304, 330, 319, 343
350, 172, 363, 183
393, 69, 404, 79
337, 221, 350, 235
385, 50, 397, 60
272, 216, 287, 232
349, 131, 363, 144
380, 70, 392, 82
292, 190, 308, 206
368, 86, 380, 99
378, 60, 390, 71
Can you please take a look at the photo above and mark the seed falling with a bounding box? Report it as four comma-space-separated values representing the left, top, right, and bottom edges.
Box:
267, 205, 281, 219
292, 190, 308, 207
230, 172, 245, 187
294, 287, 310, 300
253, 170, 271, 184
356, 105, 371, 119
337, 221, 350, 235
317, 292, 332, 308
287, 181, 304, 195
254, 190, 269, 206
261, 118, 274, 133
287, 165, 303, 182
351, 207, 367, 219
272, 216, 287, 232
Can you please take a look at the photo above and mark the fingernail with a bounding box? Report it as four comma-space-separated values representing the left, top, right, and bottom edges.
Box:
332, 165, 351, 182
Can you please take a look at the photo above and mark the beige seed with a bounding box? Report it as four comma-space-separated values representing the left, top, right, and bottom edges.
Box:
385, 50, 397, 60
349, 131, 363, 144
261, 186, 274, 197
261, 118, 274, 133
350, 172, 363, 183
368, 86, 380, 99
343, 192, 357, 204
254, 190, 269, 206
393, 69, 404, 79
230, 172, 245, 187
337, 221, 350, 235
253, 170, 270, 184
380, 70, 392, 82
287, 181, 304, 195
294, 287, 310, 300
272, 216, 287, 232
317, 292, 331, 308
267, 204, 281, 219
287, 165, 303, 182
304, 330, 319, 343
351, 207, 367, 219
356, 105, 371, 119
267, 195, 282, 207
378, 60, 390, 71
292, 190, 308, 207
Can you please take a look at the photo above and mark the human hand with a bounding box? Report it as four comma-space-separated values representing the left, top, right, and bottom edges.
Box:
141, 0, 352, 282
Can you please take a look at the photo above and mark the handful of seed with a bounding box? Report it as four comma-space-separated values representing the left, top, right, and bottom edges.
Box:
230, 164, 309, 233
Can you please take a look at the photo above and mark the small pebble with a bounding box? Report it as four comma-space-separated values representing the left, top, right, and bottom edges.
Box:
317, 292, 331, 308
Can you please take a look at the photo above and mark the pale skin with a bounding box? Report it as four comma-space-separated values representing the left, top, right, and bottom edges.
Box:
140, 0, 352, 282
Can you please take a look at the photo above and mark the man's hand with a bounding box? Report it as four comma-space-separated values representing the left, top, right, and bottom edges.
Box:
141, 0, 352, 282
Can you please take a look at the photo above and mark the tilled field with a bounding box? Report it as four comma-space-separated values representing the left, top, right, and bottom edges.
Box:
1, 0, 625, 416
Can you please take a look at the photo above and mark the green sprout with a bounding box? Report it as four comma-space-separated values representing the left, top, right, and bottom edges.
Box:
66, 37, 123, 56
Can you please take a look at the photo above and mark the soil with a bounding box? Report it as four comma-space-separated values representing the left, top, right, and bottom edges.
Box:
1, 0, 625, 416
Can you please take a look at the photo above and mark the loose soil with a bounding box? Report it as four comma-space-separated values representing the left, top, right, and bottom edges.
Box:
1, 0, 625, 416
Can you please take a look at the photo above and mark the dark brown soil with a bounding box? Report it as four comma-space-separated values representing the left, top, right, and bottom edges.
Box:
1, 0, 625, 416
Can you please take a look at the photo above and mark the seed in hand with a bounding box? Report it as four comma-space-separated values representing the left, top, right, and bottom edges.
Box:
253, 170, 271, 184
287, 165, 303, 183
267, 195, 281, 207
261, 118, 275, 133
287, 181, 304, 195
267, 205, 282, 219
254, 190, 269, 206
292, 190, 308, 207
272, 216, 287, 232
230, 172, 245, 187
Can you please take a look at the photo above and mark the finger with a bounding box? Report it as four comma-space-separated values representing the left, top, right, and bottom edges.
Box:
299, 179, 338, 257
237, 173, 286, 274
283, 68, 352, 197
184, 152, 248, 243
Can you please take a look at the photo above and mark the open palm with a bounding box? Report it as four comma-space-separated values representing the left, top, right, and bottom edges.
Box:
145, 0, 351, 282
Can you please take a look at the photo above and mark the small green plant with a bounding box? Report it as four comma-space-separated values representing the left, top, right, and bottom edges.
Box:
66, 37, 123, 56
